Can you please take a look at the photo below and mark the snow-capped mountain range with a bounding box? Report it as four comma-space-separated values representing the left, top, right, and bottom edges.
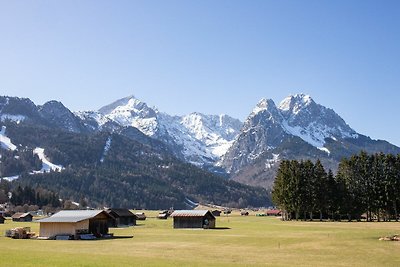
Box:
77, 96, 242, 166
1, 93, 400, 190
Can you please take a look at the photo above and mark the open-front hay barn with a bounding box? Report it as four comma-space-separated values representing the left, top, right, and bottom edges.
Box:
12, 212, 33, 222
105, 208, 136, 227
171, 210, 216, 229
39, 210, 112, 239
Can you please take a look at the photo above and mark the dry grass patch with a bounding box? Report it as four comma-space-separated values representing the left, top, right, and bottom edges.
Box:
1, 214, 400, 266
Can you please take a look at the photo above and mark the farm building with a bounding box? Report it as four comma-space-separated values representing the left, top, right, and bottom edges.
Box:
12, 212, 33, 222
39, 210, 112, 239
0, 214, 5, 224
105, 208, 136, 227
266, 209, 282, 216
171, 210, 216, 229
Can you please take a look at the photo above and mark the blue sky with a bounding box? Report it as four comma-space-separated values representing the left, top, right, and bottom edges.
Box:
0, 1, 399, 146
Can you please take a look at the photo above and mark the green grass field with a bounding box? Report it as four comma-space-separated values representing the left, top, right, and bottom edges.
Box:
1, 212, 400, 266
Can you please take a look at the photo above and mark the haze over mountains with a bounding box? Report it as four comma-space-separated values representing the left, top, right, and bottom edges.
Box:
1, 93, 399, 207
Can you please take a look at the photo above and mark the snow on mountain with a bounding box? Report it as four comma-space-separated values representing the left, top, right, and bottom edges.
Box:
222, 93, 368, 175
93, 96, 242, 166
278, 94, 358, 151
181, 113, 242, 158
99, 96, 158, 136
100, 136, 112, 163
0, 175, 19, 182
156, 113, 214, 165
0, 126, 17, 151
265, 154, 280, 169
1, 114, 26, 124
33, 147, 64, 173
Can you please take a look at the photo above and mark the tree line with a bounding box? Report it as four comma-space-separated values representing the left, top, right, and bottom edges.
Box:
272, 152, 400, 221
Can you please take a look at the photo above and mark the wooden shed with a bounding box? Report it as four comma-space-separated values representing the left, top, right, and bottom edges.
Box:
266, 209, 282, 216
12, 212, 33, 222
39, 210, 112, 239
171, 210, 216, 229
106, 208, 136, 227
0, 214, 5, 224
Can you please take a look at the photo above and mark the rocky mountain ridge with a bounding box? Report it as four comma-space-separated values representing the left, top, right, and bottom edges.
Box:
1, 93, 400, 192
79, 96, 242, 167
221, 94, 400, 189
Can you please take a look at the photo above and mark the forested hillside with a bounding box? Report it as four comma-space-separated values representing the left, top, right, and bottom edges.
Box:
0, 121, 269, 209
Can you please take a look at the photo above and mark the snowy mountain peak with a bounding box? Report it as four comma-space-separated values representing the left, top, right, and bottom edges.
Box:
98, 96, 158, 136
252, 98, 277, 115
222, 93, 364, 175
99, 95, 156, 116
278, 93, 315, 114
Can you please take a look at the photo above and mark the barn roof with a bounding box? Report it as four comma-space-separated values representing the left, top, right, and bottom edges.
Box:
11, 212, 32, 219
106, 208, 135, 218
39, 210, 110, 223
266, 209, 282, 215
171, 210, 215, 218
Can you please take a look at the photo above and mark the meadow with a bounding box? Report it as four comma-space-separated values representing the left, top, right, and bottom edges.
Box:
1, 211, 400, 266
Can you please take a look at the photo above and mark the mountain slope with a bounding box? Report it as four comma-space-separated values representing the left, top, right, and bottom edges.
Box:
0, 119, 269, 208
221, 94, 400, 189
82, 96, 242, 167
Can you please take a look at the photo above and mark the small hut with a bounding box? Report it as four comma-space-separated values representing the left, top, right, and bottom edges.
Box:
0, 214, 5, 224
266, 209, 282, 216
171, 210, 216, 229
39, 210, 112, 239
105, 208, 136, 227
12, 212, 33, 222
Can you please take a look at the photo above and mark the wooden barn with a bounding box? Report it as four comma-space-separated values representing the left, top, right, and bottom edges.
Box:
266, 209, 282, 216
12, 212, 33, 222
106, 208, 136, 227
171, 210, 216, 229
0, 214, 5, 224
39, 210, 112, 239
